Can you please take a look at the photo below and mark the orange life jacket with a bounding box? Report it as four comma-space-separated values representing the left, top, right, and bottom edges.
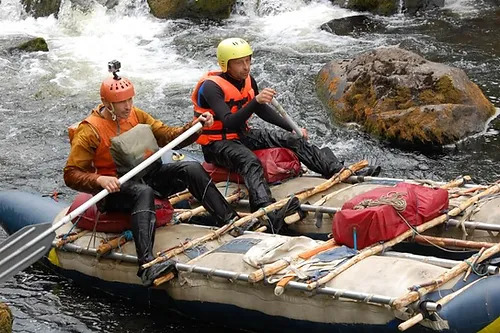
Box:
70, 106, 140, 176
192, 71, 255, 145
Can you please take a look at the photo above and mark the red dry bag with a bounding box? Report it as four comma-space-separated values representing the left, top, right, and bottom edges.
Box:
333, 183, 448, 249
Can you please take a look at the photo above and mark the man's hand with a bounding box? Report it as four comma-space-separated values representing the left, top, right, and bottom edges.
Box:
255, 88, 276, 104
299, 128, 309, 140
97, 176, 121, 193
193, 112, 214, 128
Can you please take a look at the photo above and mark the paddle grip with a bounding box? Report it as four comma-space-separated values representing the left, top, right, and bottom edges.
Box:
270, 99, 303, 138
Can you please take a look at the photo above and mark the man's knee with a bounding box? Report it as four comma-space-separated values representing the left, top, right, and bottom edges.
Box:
133, 184, 155, 201
182, 161, 207, 175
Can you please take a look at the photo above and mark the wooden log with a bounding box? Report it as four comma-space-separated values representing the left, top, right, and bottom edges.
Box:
305, 183, 500, 290
254, 226, 267, 233
173, 191, 243, 222
143, 160, 368, 271
248, 238, 337, 283
392, 239, 500, 310
346, 175, 481, 189
412, 235, 494, 250
284, 184, 356, 224
168, 190, 192, 205
397, 259, 493, 331
439, 175, 471, 189
55, 230, 88, 248
97, 235, 129, 256
274, 239, 339, 296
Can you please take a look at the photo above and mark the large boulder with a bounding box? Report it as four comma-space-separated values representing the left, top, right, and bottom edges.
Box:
147, 0, 235, 19
0, 302, 13, 333
21, 0, 61, 18
316, 47, 496, 147
330, 0, 444, 15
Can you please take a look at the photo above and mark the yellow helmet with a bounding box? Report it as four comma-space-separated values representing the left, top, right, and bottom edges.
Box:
216, 38, 253, 73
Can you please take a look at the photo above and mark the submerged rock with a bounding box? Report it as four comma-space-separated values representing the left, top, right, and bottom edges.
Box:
0, 302, 13, 333
10, 37, 49, 52
316, 47, 496, 148
147, 0, 235, 19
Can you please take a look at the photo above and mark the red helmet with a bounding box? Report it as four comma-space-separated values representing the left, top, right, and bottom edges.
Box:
100, 76, 135, 103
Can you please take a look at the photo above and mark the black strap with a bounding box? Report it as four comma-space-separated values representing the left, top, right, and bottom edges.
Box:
201, 129, 240, 135
227, 97, 248, 110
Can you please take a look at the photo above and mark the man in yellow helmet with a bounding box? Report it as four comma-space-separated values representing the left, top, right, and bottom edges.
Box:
191, 38, 380, 230
191, 38, 381, 232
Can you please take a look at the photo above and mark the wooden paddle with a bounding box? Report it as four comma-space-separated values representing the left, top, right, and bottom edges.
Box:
270, 99, 304, 138
0, 122, 203, 285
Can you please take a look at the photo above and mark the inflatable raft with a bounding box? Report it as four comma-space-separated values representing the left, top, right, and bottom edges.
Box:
1, 183, 500, 333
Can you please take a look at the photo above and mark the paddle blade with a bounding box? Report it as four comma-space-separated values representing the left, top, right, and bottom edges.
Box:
0, 222, 55, 284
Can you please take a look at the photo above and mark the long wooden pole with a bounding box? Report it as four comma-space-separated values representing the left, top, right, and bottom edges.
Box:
285, 175, 472, 225
395, 243, 500, 330
142, 160, 368, 270
397, 277, 481, 332
173, 191, 243, 223
168, 190, 192, 205
412, 235, 494, 250
247, 238, 337, 283
284, 184, 356, 224
305, 183, 500, 290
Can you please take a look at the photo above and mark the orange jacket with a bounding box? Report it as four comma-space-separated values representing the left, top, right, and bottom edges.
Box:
192, 71, 254, 145
64, 105, 195, 193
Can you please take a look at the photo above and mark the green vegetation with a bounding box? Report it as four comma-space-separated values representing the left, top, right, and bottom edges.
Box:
348, 0, 397, 16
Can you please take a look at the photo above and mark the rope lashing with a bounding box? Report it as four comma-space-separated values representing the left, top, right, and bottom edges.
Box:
353, 191, 407, 212
122, 230, 134, 241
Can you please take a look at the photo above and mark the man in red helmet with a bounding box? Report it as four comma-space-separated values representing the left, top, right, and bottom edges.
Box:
64, 62, 240, 286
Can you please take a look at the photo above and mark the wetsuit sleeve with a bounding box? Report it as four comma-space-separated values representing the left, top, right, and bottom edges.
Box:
251, 78, 293, 132
199, 80, 259, 131
135, 108, 200, 148
63, 123, 102, 193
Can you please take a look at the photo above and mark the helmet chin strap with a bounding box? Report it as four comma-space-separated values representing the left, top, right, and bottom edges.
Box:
106, 103, 117, 121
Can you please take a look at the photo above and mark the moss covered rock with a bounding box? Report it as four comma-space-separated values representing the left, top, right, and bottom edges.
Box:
331, 0, 397, 15
0, 302, 13, 333
148, 0, 235, 20
10, 37, 49, 52
316, 47, 496, 148
330, 0, 444, 15
21, 0, 61, 18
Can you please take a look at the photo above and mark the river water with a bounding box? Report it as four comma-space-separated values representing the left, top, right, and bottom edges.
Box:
0, 0, 499, 331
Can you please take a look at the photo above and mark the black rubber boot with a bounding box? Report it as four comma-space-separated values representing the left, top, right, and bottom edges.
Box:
131, 210, 156, 275
262, 197, 305, 234
139, 259, 177, 287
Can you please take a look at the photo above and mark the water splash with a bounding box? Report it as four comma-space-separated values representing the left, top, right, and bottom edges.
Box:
0, 0, 26, 20
398, 0, 404, 14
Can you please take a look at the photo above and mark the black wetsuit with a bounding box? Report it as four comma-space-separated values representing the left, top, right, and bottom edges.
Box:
197, 72, 344, 211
